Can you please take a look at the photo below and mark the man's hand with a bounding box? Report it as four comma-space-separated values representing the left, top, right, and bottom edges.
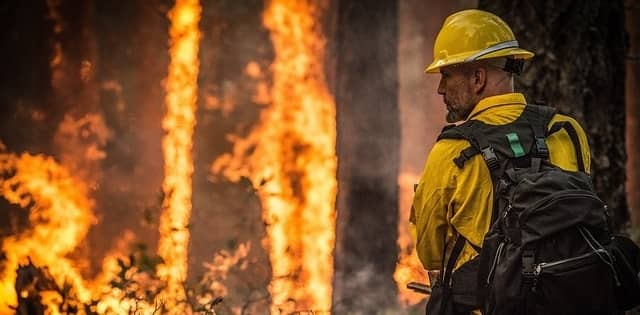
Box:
406, 282, 431, 295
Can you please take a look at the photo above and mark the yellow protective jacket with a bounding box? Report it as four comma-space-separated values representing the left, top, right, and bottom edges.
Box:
410, 93, 591, 271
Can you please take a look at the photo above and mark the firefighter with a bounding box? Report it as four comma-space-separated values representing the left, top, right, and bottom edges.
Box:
410, 9, 591, 314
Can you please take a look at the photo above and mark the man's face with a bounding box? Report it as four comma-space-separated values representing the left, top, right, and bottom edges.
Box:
437, 65, 476, 123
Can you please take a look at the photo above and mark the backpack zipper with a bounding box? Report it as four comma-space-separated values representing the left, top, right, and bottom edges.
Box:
523, 190, 603, 211
533, 249, 607, 276
502, 203, 513, 220
486, 241, 506, 284
522, 190, 602, 213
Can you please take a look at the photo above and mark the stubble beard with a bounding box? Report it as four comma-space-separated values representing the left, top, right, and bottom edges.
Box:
444, 88, 476, 123
445, 103, 473, 123
445, 110, 459, 123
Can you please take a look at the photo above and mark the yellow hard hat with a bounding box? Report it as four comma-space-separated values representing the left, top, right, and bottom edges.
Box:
425, 9, 534, 73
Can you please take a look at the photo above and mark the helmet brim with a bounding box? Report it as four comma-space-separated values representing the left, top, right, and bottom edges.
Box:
424, 47, 535, 73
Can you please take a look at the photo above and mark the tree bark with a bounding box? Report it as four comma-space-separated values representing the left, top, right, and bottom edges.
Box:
478, 0, 629, 229
626, 0, 640, 227
332, 1, 400, 313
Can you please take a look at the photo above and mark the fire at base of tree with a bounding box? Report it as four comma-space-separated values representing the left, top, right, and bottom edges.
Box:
8, 255, 226, 315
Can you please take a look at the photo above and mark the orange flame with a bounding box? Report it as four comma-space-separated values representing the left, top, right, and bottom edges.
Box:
88, 230, 158, 314
0, 153, 96, 314
0, 155, 160, 315
212, 0, 336, 312
2, 1, 206, 313
156, 0, 202, 312
262, 2, 336, 310
394, 172, 428, 305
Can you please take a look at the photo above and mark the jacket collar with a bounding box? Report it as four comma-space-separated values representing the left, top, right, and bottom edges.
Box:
467, 93, 527, 120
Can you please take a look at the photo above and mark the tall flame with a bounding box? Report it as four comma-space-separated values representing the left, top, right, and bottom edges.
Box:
156, 0, 201, 312
262, 2, 336, 310
212, 0, 336, 312
0, 153, 95, 314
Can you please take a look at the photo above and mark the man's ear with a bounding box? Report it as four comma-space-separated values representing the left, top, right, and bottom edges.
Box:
473, 67, 487, 94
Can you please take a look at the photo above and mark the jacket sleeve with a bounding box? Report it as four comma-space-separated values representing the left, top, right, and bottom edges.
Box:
411, 140, 455, 270
412, 139, 495, 270
547, 114, 591, 174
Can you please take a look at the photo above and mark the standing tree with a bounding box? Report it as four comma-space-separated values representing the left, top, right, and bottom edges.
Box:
626, 0, 640, 226
332, 1, 400, 313
478, 0, 629, 229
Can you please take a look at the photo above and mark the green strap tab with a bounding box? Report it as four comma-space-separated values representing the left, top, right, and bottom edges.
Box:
506, 133, 525, 158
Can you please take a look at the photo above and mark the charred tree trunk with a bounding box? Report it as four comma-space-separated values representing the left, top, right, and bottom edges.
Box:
478, 0, 629, 230
332, 1, 400, 313
626, 0, 640, 227
0, 1, 53, 154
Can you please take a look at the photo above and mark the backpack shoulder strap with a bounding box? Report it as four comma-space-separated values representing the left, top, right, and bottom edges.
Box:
549, 120, 586, 172
438, 120, 500, 175
519, 105, 557, 159
438, 124, 479, 168
432, 235, 467, 315
440, 235, 467, 286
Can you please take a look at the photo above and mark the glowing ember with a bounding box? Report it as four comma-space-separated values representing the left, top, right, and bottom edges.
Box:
155, 0, 202, 312
394, 172, 428, 305
212, 0, 337, 312
0, 152, 96, 314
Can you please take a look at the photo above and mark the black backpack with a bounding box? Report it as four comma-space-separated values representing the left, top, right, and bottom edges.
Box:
435, 104, 640, 315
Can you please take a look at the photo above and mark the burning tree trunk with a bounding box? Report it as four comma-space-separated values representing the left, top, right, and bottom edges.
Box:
478, 0, 629, 229
156, 1, 202, 311
209, 1, 338, 312
332, 1, 400, 313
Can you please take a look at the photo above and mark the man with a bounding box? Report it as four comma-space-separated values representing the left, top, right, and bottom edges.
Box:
409, 9, 591, 314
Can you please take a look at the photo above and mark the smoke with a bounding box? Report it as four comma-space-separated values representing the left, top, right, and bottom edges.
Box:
333, 264, 409, 315
53, 113, 112, 187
